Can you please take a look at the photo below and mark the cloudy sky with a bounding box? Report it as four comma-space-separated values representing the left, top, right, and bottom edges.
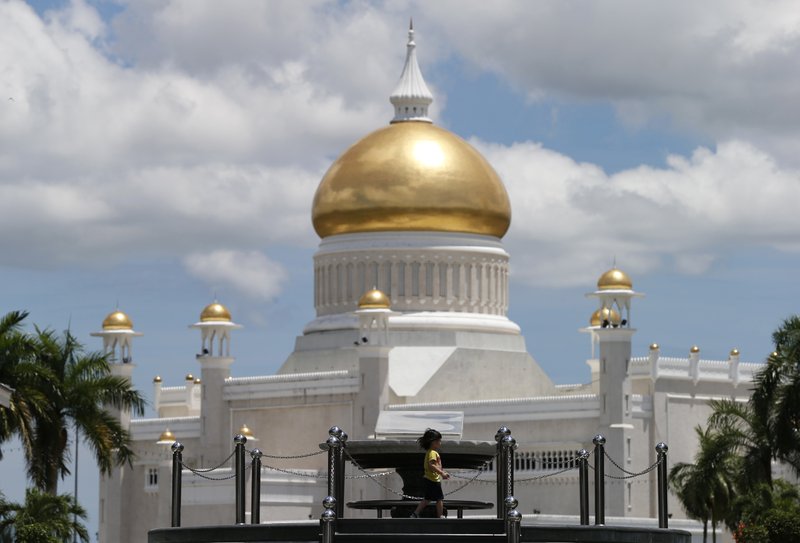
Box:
2, 0, 800, 537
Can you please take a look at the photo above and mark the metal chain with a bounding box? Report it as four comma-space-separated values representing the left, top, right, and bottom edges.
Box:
589, 456, 661, 480
515, 464, 577, 482
246, 448, 327, 460
179, 450, 235, 473
181, 460, 251, 481
603, 449, 645, 476
262, 464, 329, 479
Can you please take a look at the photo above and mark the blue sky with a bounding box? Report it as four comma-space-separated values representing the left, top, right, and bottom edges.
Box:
3, 0, 800, 539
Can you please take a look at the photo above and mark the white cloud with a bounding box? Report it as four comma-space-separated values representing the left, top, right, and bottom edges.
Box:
183, 250, 287, 300
418, 0, 800, 164
477, 138, 800, 287
2, 0, 800, 293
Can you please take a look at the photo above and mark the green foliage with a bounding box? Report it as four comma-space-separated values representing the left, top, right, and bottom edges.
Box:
0, 311, 146, 494
0, 488, 89, 542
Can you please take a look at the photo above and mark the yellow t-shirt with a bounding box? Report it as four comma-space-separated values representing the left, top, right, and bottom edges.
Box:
424, 449, 441, 482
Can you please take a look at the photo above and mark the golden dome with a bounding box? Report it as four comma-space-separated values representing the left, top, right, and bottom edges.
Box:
358, 288, 391, 309
153, 375, 162, 383
589, 307, 621, 327
185, 373, 194, 381
730, 348, 740, 356
157, 428, 176, 444
650, 343, 659, 351
194, 378, 202, 384
312, 122, 511, 239
102, 310, 133, 330
238, 424, 258, 442
690, 345, 700, 354
200, 302, 231, 322
597, 268, 633, 291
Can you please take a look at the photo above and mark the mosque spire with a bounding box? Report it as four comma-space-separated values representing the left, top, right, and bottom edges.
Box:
389, 19, 433, 123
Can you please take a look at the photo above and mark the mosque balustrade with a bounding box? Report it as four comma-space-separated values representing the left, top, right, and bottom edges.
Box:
630, 355, 759, 384
479, 447, 583, 474
314, 251, 509, 317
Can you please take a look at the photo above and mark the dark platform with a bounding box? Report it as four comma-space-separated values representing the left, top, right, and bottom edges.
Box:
149, 519, 692, 543
347, 499, 494, 518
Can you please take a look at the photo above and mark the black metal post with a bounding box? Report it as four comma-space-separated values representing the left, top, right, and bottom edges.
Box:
234, 434, 247, 525
250, 448, 262, 525
329, 427, 347, 518
326, 432, 341, 507
321, 495, 336, 543
505, 497, 522, 543
578, 448, 590, 526
593, 434, 605, 526
170, 442, 184, 528
495, 426, 510, 519
656, 442, 669, 528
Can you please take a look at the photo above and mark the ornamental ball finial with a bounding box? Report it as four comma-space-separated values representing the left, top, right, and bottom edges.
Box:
171, 441, 184, 453
250, 448, 263, 459
501, 435, 517, 449
234, 434, 247, 445
323, 496, 337, 510
329, 426, 342, 438
655, 442, 668, 453
504, 496, 519, 510
495, 426, 511, 442
593, 434, 606, 445
578, 448, 589, 458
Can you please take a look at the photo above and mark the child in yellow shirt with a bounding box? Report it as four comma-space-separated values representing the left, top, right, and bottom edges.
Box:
411, 428, 450, 518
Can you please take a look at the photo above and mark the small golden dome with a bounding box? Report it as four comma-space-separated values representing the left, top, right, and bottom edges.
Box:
312, 122, 511, 239
185, 373, 194, 381
650, 343, 659, 351
238, 424, 258, 442
589, 307, 621, 327
358, 288, 391, 309
690, 345, 700, 353
153, 375, 162, 383
771, 351, 779, 358
102, 310, 133, 330
157, 428, 176, 444
200, 302, 231, 322
193, 378, 202, 384
597, 268, 633, 290
730, 348, 740, 356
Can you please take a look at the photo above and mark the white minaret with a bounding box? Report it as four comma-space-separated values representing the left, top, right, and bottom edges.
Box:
390, 20, 433, 123
586, 268, 643, 516
353, 288, 394, 439
92, 309, 141, 543
91, 308, 143, 367
190, 302, 242, 466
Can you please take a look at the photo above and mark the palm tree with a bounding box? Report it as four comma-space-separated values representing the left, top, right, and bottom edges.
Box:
706, 317, 800, 491
669, 426, 737, 543
0, 311, 48, 460
0, 488, 89, 543
26, 327, 145, 494
762, 316, 800, 470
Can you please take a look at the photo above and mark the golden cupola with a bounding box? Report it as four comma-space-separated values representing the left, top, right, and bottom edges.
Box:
102, 310, 133, 330
597, 267, 633, 291
311, 24, 511, 240
200, 302, 232, 322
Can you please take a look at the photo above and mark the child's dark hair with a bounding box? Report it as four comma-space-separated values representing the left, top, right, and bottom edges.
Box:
417, 428, 443, 450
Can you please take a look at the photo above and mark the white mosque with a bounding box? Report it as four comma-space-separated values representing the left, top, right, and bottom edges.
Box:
95, 27, 759, 543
